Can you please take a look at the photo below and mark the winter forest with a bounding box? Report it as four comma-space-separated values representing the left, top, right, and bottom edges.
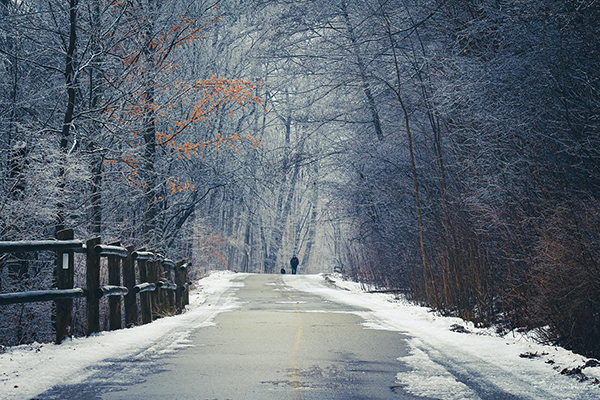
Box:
0, 0, 599, 359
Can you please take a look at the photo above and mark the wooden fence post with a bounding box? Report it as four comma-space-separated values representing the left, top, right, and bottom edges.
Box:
175, 260, 186, 314
55, 229, 74, 344
123, 246, 137, 327
86, 237, 101, 335
148, 258, 161, 319
183, 263, 190, 306
160, 261, 167, 314
137, 258, 152, 324
159, 262, 169, 316
164, 262, 175, 314
108, 241, 122, 330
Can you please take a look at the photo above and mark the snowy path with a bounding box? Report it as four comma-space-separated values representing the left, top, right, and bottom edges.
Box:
1, 272, 599, 399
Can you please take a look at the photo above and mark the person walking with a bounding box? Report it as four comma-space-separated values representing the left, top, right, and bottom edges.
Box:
290, 254, 299, 275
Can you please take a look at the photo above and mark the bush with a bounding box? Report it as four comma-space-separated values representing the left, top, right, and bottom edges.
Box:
532, 201, 600, 358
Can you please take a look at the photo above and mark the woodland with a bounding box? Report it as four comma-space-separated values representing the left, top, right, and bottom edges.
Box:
0, 0, 599, 359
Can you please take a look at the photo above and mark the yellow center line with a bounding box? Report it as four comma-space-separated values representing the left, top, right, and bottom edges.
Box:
289, 295, 304, 396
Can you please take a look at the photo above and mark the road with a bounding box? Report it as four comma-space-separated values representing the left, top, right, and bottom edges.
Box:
36, 274, 421, 399
33, 273, 594, 400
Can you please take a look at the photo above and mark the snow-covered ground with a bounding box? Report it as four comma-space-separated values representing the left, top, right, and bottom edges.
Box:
2, 271, 599, 400
284, 273, 600, 400
0, 271, 245, 400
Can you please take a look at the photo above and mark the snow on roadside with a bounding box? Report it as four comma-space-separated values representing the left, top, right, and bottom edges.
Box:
0, 270, 245, 400
284, 273, 600, 400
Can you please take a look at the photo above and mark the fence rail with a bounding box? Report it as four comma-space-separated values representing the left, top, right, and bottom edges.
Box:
0, 229, 191, 344
132, 251, 154, 260
94, 244, 129, 258
0, 239, 86, 253
97, 285, 129, 298
134, 282, 156, 294
0, 288, 86, 305
158, 280, 177, 291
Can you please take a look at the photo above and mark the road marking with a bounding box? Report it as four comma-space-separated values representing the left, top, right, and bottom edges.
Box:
289, 294, 304, 396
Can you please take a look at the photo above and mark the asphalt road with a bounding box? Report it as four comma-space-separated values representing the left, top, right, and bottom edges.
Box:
37, 274, 423, 400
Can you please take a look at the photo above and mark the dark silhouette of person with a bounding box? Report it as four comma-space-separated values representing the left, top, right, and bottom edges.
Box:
290, 254, 299, 275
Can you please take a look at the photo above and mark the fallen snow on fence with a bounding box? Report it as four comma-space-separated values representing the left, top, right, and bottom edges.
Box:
284, 273, 600, 400
0, 271, 245, 400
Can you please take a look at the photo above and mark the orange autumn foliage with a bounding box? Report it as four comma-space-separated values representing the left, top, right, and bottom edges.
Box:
99, 2, 263, 198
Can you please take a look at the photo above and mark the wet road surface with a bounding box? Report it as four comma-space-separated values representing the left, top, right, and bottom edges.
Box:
36, 274, 421, 400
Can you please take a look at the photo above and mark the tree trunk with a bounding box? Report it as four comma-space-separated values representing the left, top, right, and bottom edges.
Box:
89, 0, 103, 236
301, 161, 319, 272
264, 157, 302, 273
340, 0, 384, 141
56, 0, 78, 235
383, 13, 432, 303
142, 0, 157, 246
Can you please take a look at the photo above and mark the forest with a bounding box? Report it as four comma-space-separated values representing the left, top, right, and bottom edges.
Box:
0, 0, 599, 359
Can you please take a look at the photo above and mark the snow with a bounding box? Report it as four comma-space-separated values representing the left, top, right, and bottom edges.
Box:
397, 338, 477, 399
2, 271, 599, 400
0, 271, 246, 400
284, 273, 600, 400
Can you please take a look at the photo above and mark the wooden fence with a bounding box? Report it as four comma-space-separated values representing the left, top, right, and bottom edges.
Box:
0, 229, 191, 344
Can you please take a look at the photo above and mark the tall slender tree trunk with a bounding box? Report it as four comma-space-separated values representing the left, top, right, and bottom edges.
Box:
333, 221, 342, 267
340, 0, 384, 141
246, 83, 269, 273
142, 0, 158, 245
260, 216, 268, 273
241, 210, 252, 272
264, 100, 293, 272
56, 0, 78, 235
382, 13, 432, 303
89, 0, 104, 236
226, 196, 239, 269
300, 149, 320, 272
6, 1, 26, 202
264, 154, 302, 273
